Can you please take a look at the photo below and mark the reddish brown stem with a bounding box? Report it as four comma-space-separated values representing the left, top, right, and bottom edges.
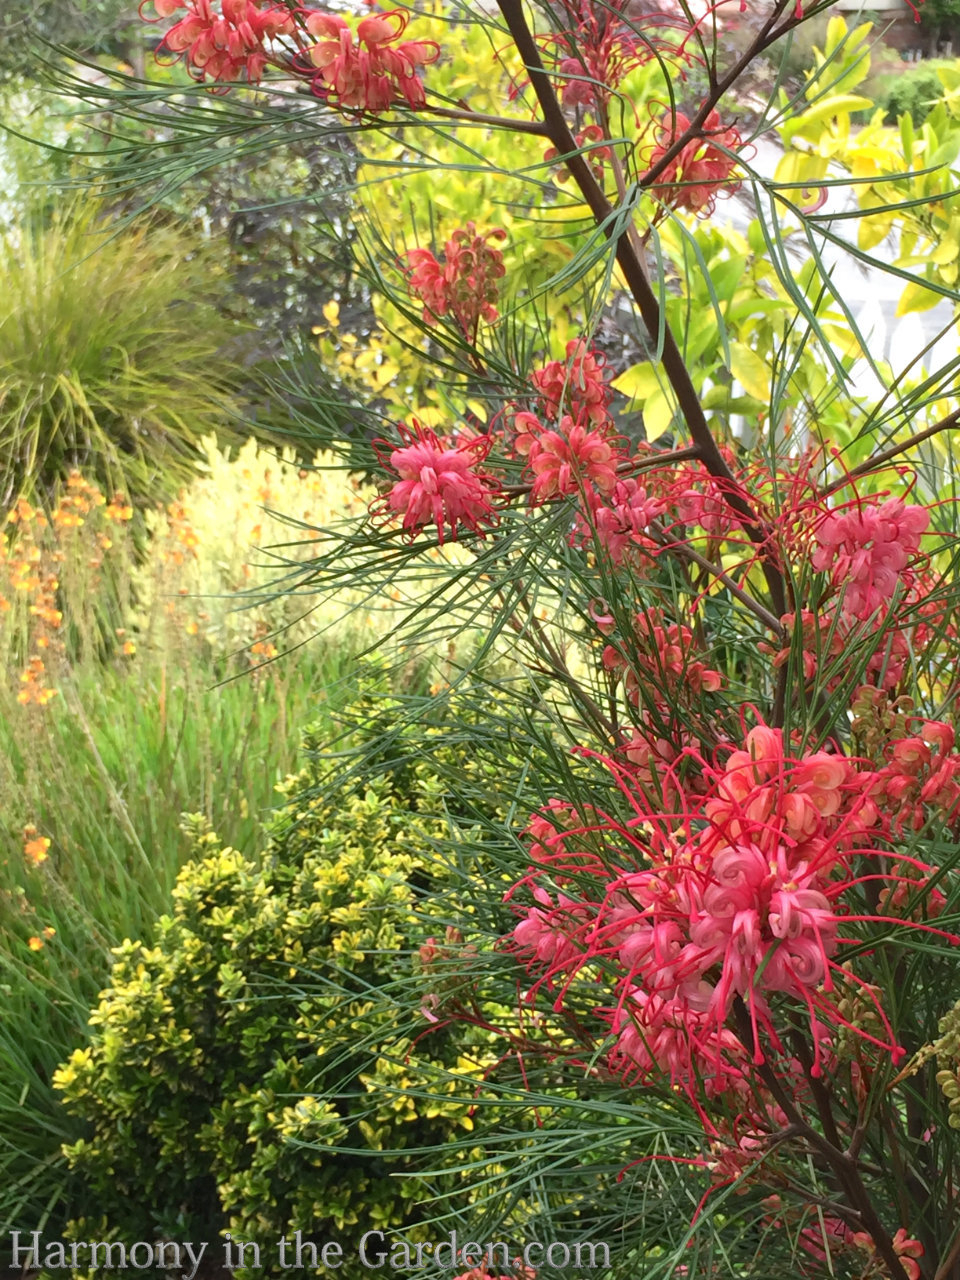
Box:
823, 407, 960, 498
494, 0, 787, 620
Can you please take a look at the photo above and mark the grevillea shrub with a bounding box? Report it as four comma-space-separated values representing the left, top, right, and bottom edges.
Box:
60, 0, 960, 1276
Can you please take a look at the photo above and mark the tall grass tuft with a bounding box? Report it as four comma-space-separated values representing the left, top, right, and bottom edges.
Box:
0, 196, 246, 506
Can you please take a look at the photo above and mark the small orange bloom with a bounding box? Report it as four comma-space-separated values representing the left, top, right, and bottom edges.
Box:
24, 834, 51, 866
27, 936, 44, 951
105, 497, 134, 522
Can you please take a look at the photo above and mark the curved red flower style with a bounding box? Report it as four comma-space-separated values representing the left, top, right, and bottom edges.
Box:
514, 412, 623, 503
504, 722, 960, 1099
372, 421, 500, 546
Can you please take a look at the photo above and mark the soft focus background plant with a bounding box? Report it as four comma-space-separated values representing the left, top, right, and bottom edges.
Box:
0, 195, 249, 507
0, 453, 384, 1238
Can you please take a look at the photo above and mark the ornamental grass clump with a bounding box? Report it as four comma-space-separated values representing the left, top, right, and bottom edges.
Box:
0, 196, 244, 506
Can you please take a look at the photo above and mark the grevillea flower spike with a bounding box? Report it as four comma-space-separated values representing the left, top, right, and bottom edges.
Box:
505, 722, 960, 1100
372, 421, 501, 546
303, 8, 439, 111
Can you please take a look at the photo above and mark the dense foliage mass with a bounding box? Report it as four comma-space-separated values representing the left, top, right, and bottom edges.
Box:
52, 697, 514, 1276
9, 0, 960, 1277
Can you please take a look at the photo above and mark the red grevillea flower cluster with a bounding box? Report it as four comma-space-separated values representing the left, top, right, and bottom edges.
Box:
372, 421, 500, 546
404, 224, 508, 339
505, 723, 959, 1101
513, 412, 620, 503
304, 9, 439, 111
531, 339, 613, 426
646, 108, 743, 215
538, 0, 688, 109
140, 1, 439, 104
143, 0, 294, 84
811, 495, 929, 620
602, 606, 723, 704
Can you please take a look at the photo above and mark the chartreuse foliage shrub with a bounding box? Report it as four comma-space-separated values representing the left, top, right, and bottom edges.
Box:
51, 700, 515, 1277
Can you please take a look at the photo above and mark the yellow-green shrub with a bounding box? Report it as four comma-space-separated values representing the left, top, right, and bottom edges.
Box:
53, 706, 508, 1278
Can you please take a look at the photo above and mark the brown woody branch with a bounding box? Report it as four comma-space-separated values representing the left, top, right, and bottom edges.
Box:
823, 407, 960, 498
495, 0, 787, 620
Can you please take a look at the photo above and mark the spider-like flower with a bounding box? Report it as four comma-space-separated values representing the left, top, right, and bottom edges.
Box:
404, 224, 507, 340
514, 412, 623, 503
811, 495, 929, 620
304, 8, 439, 111
531, 340, 612, 427
504, 722, 959, 1097
646, 108, 743, 215
143, 0, 294, 85
539, 0, 688, 109
372, 421, 500, 546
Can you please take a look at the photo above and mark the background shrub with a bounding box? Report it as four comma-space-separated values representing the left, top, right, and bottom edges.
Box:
879, 61, 954, 123
52, 700, 511, 1277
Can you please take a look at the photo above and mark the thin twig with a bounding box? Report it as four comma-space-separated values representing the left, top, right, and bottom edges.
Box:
823, 408, 960, 497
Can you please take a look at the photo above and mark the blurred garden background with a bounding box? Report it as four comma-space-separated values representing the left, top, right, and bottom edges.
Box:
4, 0, 960, 1277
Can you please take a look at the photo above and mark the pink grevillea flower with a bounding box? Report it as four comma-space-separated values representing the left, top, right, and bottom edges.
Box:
514, 412, 623, 503
531, 340, 613, 427
143, 0, 294, 85
645, 108, 743, 215
850, 1228, 924, 1280
604, 986, 749, 1096
404, 224, 507, 340
372, 420, 500, 546
537, 0, 688, 109
572, 476, 667, 564
504, 723, 960, 1099
811, 495, 929, 620
870, 718, 960, 835
303, 8, 439, 111
601, 607, 723, 703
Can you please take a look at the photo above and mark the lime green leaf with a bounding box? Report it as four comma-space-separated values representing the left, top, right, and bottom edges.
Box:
858, 210, 895, 252
612, 362, 661, 404
896, 281, 943, 316
729, 344, 770, 402
642, 389, 675, 442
